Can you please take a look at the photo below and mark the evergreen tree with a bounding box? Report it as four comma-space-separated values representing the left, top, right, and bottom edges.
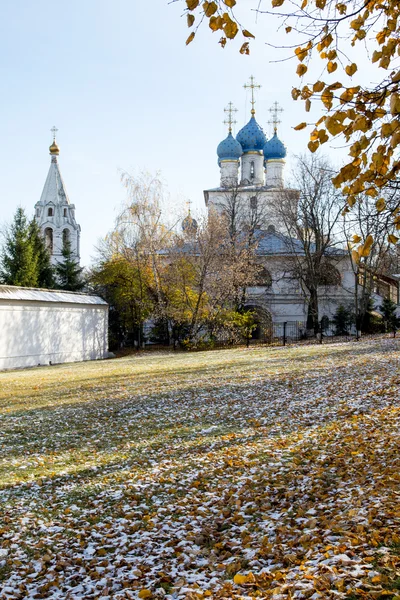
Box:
55, 239, 85, 291
380, 297, 400, 333
332, 305, 353, 336
0, 207, 39, 287
28, 219, 55, 288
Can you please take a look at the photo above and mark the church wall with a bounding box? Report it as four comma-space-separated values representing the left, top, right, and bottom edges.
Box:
0, 296, 108, 371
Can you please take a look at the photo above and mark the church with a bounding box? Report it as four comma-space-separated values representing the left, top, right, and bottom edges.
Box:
202, 78, 369, 329
34, 127, 81, 266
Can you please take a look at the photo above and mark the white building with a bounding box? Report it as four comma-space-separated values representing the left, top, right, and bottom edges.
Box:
0, 286, 108, 371
202, 86, 399, 331
34, 129, 81, 266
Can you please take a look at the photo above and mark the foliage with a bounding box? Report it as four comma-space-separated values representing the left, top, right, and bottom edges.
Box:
1, 341, 400, 597
380, 296, 400, 332
0, 207, 39, 287
180, 0, 400, 243
332, 304, 353, 335
28, 219, 55, 288
55, 239, 85, 291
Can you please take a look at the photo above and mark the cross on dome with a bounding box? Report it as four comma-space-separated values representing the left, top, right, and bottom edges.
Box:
243, 75, 261, 116
223, 102, 238, 133
268, 101, 284, 134
51, 126, 58, 141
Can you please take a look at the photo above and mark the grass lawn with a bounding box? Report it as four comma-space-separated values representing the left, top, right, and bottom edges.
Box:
0, 340, 400, 599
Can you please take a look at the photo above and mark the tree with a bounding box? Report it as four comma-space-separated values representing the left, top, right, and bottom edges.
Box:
0, 207, 39, 287
341, 191, 396, 333
379, 297, 400, 333
28, 219, 55, 288
179, 0, 400, 243
274, 154, 344, 333
55, 239, 85, 291
332, 304, 353, 336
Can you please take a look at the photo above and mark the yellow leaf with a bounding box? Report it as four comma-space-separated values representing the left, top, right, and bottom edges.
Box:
390, 93, 400, 116
388, 234, 399, 244
138, 591, 152, 599
186, 0, 200, 9
345, 63, 358, 76
296, 64, 308, 77
294, 122, 307, 131
325, 116, 344, 136
234, 573, 248, 584
209, 15, 223, 30
186, 32, 195, 45
308, 140, 319, 153
187, 13, 195, 27
223, 0, 236, 6
305, 98, 311, 112
313, 81, 325, 93
295, 46, 308, 62
272, 0, 285, 6
203, 1, 218, 17
242, 29, 255, 38
376, 198, 386, 212
223, 17, 238, 39
286, 26, 292, 33
318, 129, 329, 143
352, 235, 362, 243
239, 42, 250, 55
327, 61, 337, 73
352, 249, 360, 264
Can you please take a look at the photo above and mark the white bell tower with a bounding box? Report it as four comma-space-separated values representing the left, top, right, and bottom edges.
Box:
34, 128, 81, 266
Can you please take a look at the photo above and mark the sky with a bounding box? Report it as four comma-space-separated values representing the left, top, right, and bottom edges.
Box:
0, 0, 376, 265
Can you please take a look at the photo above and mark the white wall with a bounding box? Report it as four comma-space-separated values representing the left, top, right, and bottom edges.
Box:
0, 300, 108, 371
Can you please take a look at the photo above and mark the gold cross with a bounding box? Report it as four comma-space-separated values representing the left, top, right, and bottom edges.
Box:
51, 126, 58, 141
268, 101, 283, 133
243, 75, 261, 116
186, 199, 192, 214
223, 101, 238, 133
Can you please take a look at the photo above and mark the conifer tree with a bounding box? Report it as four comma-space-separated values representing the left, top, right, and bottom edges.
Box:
55, 239, 85, 291
0, 207, 39, 287
28, 219, 55, 289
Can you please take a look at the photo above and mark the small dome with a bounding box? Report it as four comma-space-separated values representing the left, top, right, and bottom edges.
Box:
236, 116, 267, 153
217, 132, 243, 165
49, 141, 60, 155
182, 211, 198, 234
264, 132, 287, 160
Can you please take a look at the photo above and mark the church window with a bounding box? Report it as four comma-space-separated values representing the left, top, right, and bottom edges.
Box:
250, 196, 257, 211
250, 161, 255, 179
62, 229, 70, 249
253, 266, 272, 287
36, 208, 40, 217
44, 228, 53, 253
63, 208, 67, 217
48, 207, 53, 217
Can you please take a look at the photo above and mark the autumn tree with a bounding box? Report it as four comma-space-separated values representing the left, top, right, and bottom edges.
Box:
273, 154, 344, 333
179, 0, 400, 250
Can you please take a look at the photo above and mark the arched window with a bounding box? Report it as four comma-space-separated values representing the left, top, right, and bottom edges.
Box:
250, 161, 255, 179
253, 266, 272, 287
44, 228, 53, 253
63, 208, 67, 217
48, 207, 53, 217
250, 196, 257, 211
36, 208, 40, 217
318, 262, 341, 286
62, 229, 70, 249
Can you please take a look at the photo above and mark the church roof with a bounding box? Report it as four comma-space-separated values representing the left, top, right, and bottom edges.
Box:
236, 117, 267, 153
264, 132, 287, 160
39, 155, 70, 207
217, 132, 243, 164
254, 229, 346, 256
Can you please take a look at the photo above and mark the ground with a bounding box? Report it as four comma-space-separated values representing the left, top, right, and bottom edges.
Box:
1, 340, 400, 600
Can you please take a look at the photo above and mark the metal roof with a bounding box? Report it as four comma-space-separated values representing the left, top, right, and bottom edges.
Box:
0, 285, 107, 306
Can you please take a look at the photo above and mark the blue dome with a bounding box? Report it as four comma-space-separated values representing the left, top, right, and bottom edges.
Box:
264, 132, 287, 160
217, 132, 243, 165
236, 116, 267, 153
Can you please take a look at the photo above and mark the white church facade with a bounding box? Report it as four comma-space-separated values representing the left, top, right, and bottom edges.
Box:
202, 83, 373, 327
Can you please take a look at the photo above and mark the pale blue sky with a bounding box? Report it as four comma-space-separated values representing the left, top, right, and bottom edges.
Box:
0, 0, 372, 265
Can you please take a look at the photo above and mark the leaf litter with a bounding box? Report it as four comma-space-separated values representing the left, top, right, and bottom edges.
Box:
0, 339, 399, 599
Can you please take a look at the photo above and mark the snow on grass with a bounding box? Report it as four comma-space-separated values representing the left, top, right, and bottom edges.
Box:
0, 340, 400, 599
